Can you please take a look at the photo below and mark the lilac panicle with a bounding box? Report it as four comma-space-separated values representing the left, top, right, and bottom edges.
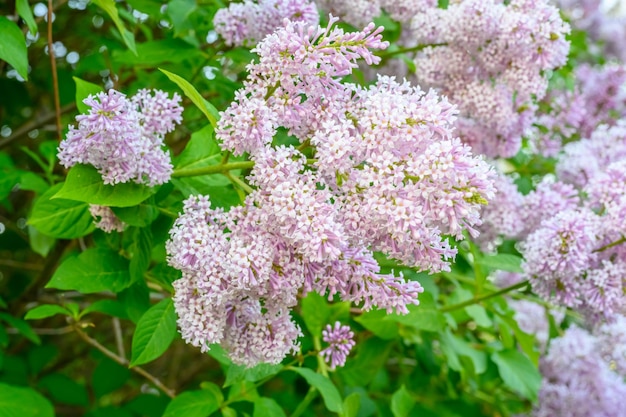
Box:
320, 322, 355, 370
529, 324, 626, 417
213, 0, 319, 47
89, 205, 126, 233
169, 19, 496, 366
411, 0, 570, 157
58, 89, 182, 186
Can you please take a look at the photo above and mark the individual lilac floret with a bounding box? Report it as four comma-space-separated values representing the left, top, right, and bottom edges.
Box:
89, 205, 126, 233
320, 322, 355, 370
213, 0, 319, 47
58, 89, 182, 186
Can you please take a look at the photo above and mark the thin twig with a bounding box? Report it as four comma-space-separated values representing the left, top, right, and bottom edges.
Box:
377, 43, 448, 58
0, 103, 75, 148
73, 324, 176, 398
6, 325, 73, 335
112, 317, 126, 361
593, 235, 626, 253
224, 172, 254, 194
47, 0, 62, 140
440, 281, 529, 313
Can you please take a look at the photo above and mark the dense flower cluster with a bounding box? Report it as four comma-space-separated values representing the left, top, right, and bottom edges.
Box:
169, 19, 494, 365
479, 122, 626, 321
89, 205, 126, 233
320, 322, 355, 370
526, 322, 626, 417
58, 89, 182, 186
410, 0, 570, 158
213, 0, 319, 46
317, 0, 436, 26
532, 63, 626, 156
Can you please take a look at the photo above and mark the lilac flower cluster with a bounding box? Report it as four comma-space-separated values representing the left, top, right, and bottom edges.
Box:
168, 19, 495, 365
213, 0, 319, 46
531, 63, 626, 156
58, 89, 182, 186
317, 0, 436, 27
320, 322, 355, 370
89, 205, 126, 233
526, 322, 626, 417
410, 0, 570, 158
479, 122, 626, 322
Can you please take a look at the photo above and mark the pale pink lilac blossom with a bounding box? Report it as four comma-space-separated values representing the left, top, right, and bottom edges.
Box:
88, 205, 126, 233
58, 89, 182, 186
169, 19, 495, 366
410, 0, 570, 158
213, 0, 319, 46
527, 325, 626, 417
320, 322, 355, 370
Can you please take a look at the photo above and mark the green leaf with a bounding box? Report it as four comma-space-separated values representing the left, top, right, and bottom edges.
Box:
47, 248, 132, 293
118, 281, 151, 323
0, 313, 41, 344
253, 397, 286, 417
0, 17, 28, 80
465, 305, 492, 328
73, 77, 103, 113
112, 204, 159, 227
166, 0, 197, 36
477, 254, 523, 273
290, 367, 343, 413
355, 309, 398, 340
439, 329, 487, 374
391, 385, 415, 417
54, 165, 155, 207
91, 0, 137, 54
0, 383, 54, 417
224, 363, 282, 387
28, 226, 56, 257
29, 184, 95, 239
130, 298, 177, 366
81, 299, 129, 320
162, 387, 222, 417
125, 227, 153, 283
492, 349, 541, 402
496, 311, 539, 365
112, 39, 205, 66
16, 0, 37, 35
92, 356, 131, 398
25, 305, 70, 320
160, 68, 220, 128
339, 338, 392, 386
340, 393, 360, 417
387, 294, 446, 332
301, 292, 330, 336
38, 373, 89, 406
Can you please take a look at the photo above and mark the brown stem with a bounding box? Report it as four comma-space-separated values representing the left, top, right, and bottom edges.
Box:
73, 324, 176, 398
47, 0, 62, 141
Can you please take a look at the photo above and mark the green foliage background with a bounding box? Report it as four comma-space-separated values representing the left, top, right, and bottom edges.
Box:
0, 1, 583, 416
